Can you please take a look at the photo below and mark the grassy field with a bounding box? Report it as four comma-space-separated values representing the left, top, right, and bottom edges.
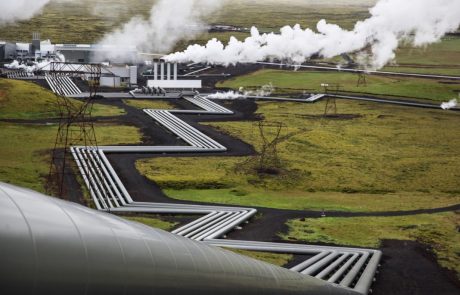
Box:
281, 212, 460, 277
217, 69, 460, 101
123, 99, 174, 110
0, 0, 156, 44
0, 79, 125, 119
0, 122, 141, 193
137, 100, 460, 212
226, 249, 293, 267
0, 1, 373, 44
123, 215, 177, 231
0, 78, 138, 193
389, 37, 460, 67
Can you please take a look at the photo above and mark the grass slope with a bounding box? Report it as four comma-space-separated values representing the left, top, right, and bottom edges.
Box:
0, 122, 141, 193
0, 79, 124, 119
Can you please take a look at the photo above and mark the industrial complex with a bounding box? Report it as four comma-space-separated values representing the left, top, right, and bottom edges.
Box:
0, 32, 387, 295
1, 1, 459, 292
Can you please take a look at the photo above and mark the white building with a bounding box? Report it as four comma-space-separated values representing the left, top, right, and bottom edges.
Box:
147, 62, 201, 90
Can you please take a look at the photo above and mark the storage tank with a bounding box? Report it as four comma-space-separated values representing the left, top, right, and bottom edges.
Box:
0, 182, 358, 295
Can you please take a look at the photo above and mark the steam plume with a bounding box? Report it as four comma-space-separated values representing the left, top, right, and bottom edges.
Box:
441, 99, 458, 110
0, 0, 50, 25
166, 0, 460, 69
207, 91, 243, 100
208, 83, 275, 100
96, 0, 227, 62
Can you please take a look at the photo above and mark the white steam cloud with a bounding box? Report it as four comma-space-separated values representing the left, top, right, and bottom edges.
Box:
207, 91, 243, 100
441, 99, 458, 110
208, 83, 275, 100
0, 0, 50, 25
96, 0, 227, 62
242, 83, 276, 97
166, 0, 460, 69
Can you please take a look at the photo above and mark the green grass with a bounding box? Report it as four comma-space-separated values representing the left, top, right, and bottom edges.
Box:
123, 99, 174, 110
0, 0, 156, 44
281, 212, 460, 277
217, 69, 460, 101
0, 122, 141, 193
163, 189, 459, 213
123, 215, 177, 231
382, 66, 460, 76
391, 37, 460, 67
0, 79, 125, 119
137, 100, 460, 212
225, 249, 293, 267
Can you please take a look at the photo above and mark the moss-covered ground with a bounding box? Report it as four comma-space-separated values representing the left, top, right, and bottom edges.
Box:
0, 79, 125, 119
0, 79, 140, 193
225, 249, 293, 267
281, 212, 460, 277
217, 69, 460, 101
137, 100, 460, 212
123, 215, 178, 231
123, 99, 173, 110
0, 122, 141, 193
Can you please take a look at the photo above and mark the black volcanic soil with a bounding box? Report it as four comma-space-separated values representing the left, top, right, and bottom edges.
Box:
373, 240, 460, 295
31, 89, 459, 294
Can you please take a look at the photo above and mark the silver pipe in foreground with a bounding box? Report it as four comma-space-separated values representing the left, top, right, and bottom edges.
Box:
0, 182, 360, 295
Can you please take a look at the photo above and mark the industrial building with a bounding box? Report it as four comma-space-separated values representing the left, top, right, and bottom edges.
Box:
147, 61, 202, 90
0, 33, 137, 64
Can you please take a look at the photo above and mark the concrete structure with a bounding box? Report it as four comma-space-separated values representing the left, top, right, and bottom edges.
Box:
39, 63, 138, 90
101, 65, 138, 87
147, 61, 201, 89
0, 182, 359, 295
0, 34, 137, 64
55, 44, 137, 64
148, 79, 202, 89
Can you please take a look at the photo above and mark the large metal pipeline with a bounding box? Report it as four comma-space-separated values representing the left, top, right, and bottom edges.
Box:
0, 182, 359, 295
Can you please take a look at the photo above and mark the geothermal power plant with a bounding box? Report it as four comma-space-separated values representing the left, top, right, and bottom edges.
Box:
1, 29, 459, 295
1, 0, 459, 294
0, 33, 386, 294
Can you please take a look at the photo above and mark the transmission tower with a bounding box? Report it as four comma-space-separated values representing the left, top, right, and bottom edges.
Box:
46, 62, 102, 200
322, 83, 341, 117
356, 71, 368, 87
257, 121, 284, 173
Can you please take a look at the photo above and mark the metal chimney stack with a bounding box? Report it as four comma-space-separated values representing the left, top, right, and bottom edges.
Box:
173, 63, 178, 80
153, 62, 158, 81
166, 63, 171, 80
160, 62, 165, 80
31, 32, 41, 59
